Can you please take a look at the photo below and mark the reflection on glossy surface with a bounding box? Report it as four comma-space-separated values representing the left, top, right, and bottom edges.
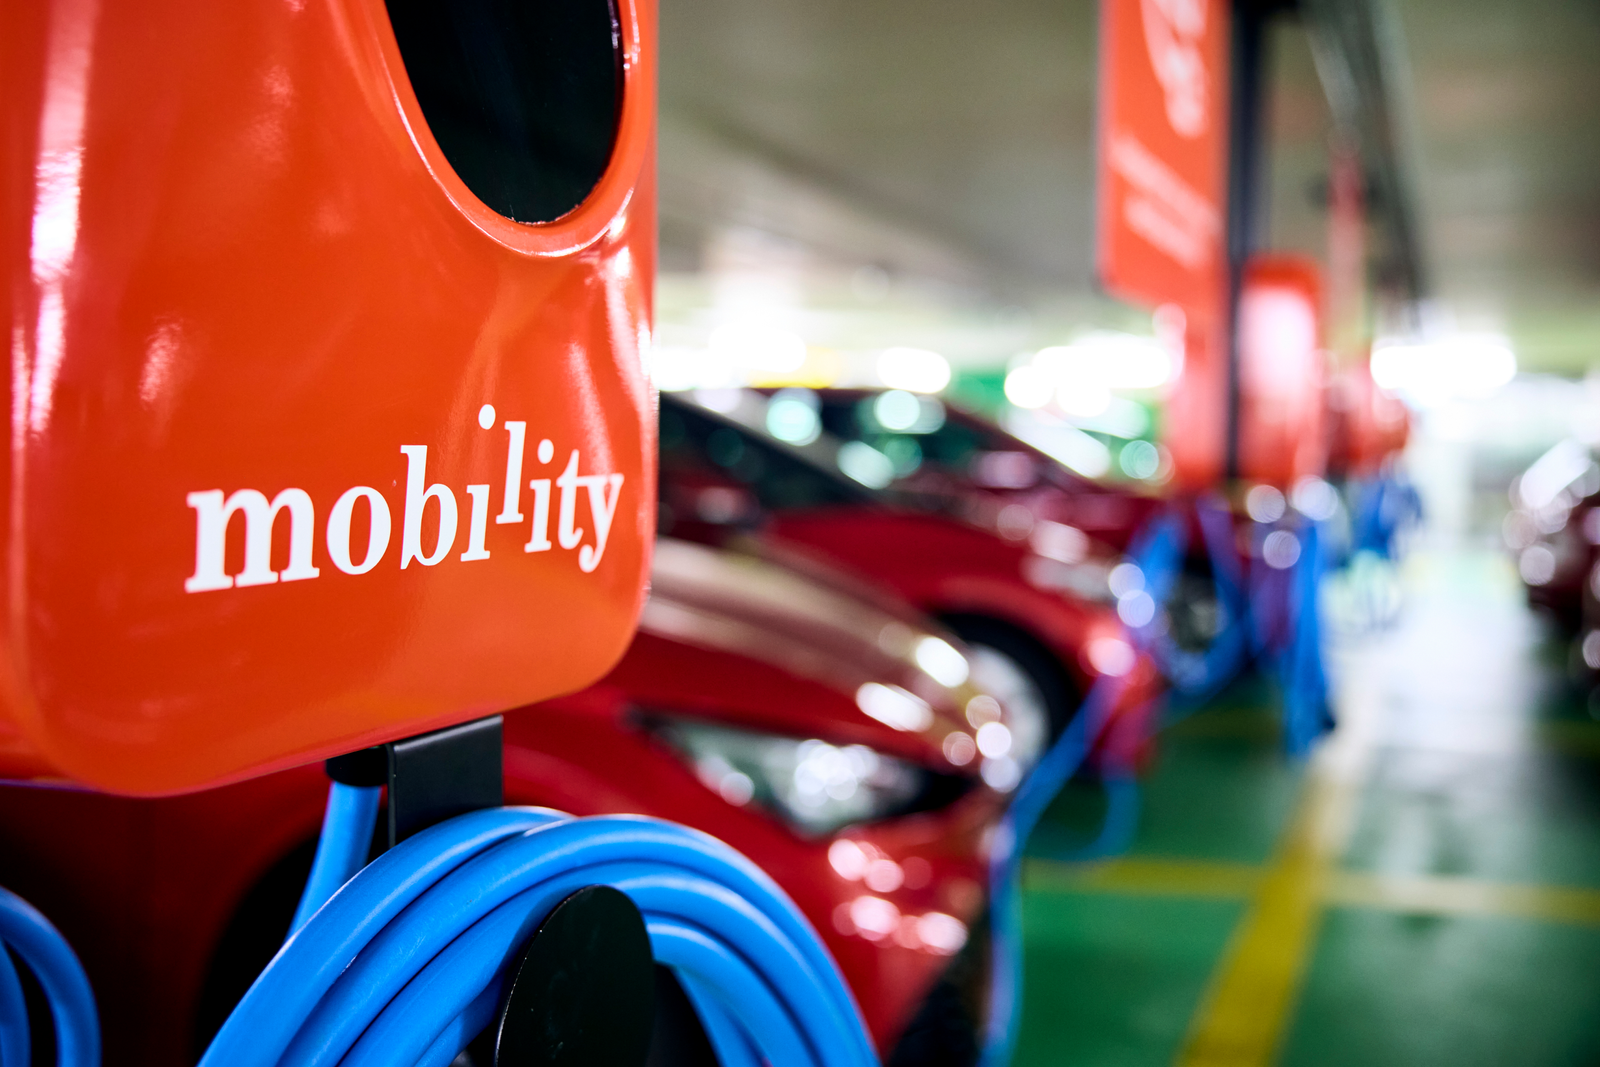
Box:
657, 718, 928, 836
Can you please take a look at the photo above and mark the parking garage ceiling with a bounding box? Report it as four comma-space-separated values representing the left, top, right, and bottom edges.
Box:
659, 0, 1600, 374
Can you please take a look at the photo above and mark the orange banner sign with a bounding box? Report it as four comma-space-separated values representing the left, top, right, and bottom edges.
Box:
1096, 0, 1230, 314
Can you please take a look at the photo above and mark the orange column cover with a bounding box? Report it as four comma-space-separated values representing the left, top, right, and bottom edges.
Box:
1235, 255, 1327, 489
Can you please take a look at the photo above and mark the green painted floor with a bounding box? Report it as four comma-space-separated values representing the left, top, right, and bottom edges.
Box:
1012, 551, 1600, 1067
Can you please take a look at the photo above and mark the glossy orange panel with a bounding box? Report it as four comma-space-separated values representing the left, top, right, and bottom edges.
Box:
1, 0, 658, 793
1236, 255, 1326, 488
1095, 0, 1230, 313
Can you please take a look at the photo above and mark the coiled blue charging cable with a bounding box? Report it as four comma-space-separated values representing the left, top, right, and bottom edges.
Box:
204, 795, 878, 1067
0, 886, 99, 1067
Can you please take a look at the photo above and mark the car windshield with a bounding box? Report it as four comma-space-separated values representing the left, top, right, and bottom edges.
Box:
658, 394, 875, 537
814, 392, 1005, 480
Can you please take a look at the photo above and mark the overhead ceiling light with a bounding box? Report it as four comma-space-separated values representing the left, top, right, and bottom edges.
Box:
1370, 334, 1516, 403
710, 321, 807, 375
876, 347, 951, 394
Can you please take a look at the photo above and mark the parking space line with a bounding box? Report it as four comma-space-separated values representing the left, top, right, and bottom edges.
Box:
1024, 856, 1262, 899
1170, 771, 1360, 1067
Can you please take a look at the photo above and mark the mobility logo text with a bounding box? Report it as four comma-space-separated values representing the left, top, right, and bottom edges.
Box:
184, 404, 625, 593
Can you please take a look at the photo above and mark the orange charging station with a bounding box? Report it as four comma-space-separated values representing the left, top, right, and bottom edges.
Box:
2, 0, 658, 796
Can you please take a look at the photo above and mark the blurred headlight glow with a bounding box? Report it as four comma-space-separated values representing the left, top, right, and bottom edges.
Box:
1087, 636, 1137, 677
873, 389, 922, 431
975, 721, 1012, 758
876, 347, 951, 393
1519, 545, 1556, 586
656, 719, 935, 835
914, 636, 970, 687
838, 441, 896, 488
765, 389, 821, 445
856, 682, 935, 731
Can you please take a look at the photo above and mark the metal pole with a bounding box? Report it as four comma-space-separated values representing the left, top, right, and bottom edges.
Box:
1224, 0, 1282, 481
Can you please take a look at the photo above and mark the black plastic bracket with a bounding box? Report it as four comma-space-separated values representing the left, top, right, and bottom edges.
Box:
324, 715, 504, 849
492, 885, 656, 1067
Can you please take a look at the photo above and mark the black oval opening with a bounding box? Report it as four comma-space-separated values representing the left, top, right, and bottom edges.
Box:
385, 0, 623, 224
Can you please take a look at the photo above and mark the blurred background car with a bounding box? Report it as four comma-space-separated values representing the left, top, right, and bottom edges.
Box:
1507, 438, 1600, 634
658, 390, 1164, 775
762, 385, 1243, 686
764, 386, 1164, 553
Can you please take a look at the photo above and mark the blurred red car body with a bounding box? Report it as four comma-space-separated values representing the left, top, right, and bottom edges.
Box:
803, 387, 1163, 553
0, 538, 1011, 1065
1506, 439, 1600, 632
659, 390, 1166, 765
780, 388, 1250, 707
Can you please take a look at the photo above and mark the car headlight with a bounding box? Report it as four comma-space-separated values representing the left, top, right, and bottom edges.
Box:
651, 717, 965, 836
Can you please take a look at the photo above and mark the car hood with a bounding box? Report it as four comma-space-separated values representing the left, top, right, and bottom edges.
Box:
635, 537, 985, 768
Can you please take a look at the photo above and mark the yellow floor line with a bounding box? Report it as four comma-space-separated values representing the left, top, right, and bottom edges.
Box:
1170, 771, 1362, 1067
1024, 856, 1263, 899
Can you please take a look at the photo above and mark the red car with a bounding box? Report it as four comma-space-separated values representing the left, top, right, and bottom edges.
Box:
799, 387, 1232, 674
660, 390, 1165, 769
0, 538, 1011, 1065
1506, 438, 1600, 634
800, 387, 1163, 553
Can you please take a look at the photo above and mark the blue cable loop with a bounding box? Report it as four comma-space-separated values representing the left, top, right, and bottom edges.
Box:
290, 782, 382, 935
204, 795, 877, 1067
1276, 517, 1334, 756
979, 501, 1207, 1067
1148, 498, 1252, 708
1349, 472, 1420, 562
1039, 772, 1142, 863
979, 673, 1131, 1067
0, 886, 99, 1067
1025, 501, 1223, 868
981, 493, 1340, 1066
0, 927, 29, 1067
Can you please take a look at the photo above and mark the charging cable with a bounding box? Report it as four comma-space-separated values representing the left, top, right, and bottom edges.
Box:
0, 886, 98, 1067
205, 799, 877, 1067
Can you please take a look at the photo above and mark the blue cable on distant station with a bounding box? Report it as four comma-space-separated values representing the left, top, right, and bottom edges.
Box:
1349, 471, 1422, 563
1243, 509, 1335, 756
1274, 517, 1335, 756
0, 886, 99, 1067
1146, 499, 1253, 711
205, 794, 878, 1067
980, 491, 1336, 1067
979, 669, 1129, 1067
